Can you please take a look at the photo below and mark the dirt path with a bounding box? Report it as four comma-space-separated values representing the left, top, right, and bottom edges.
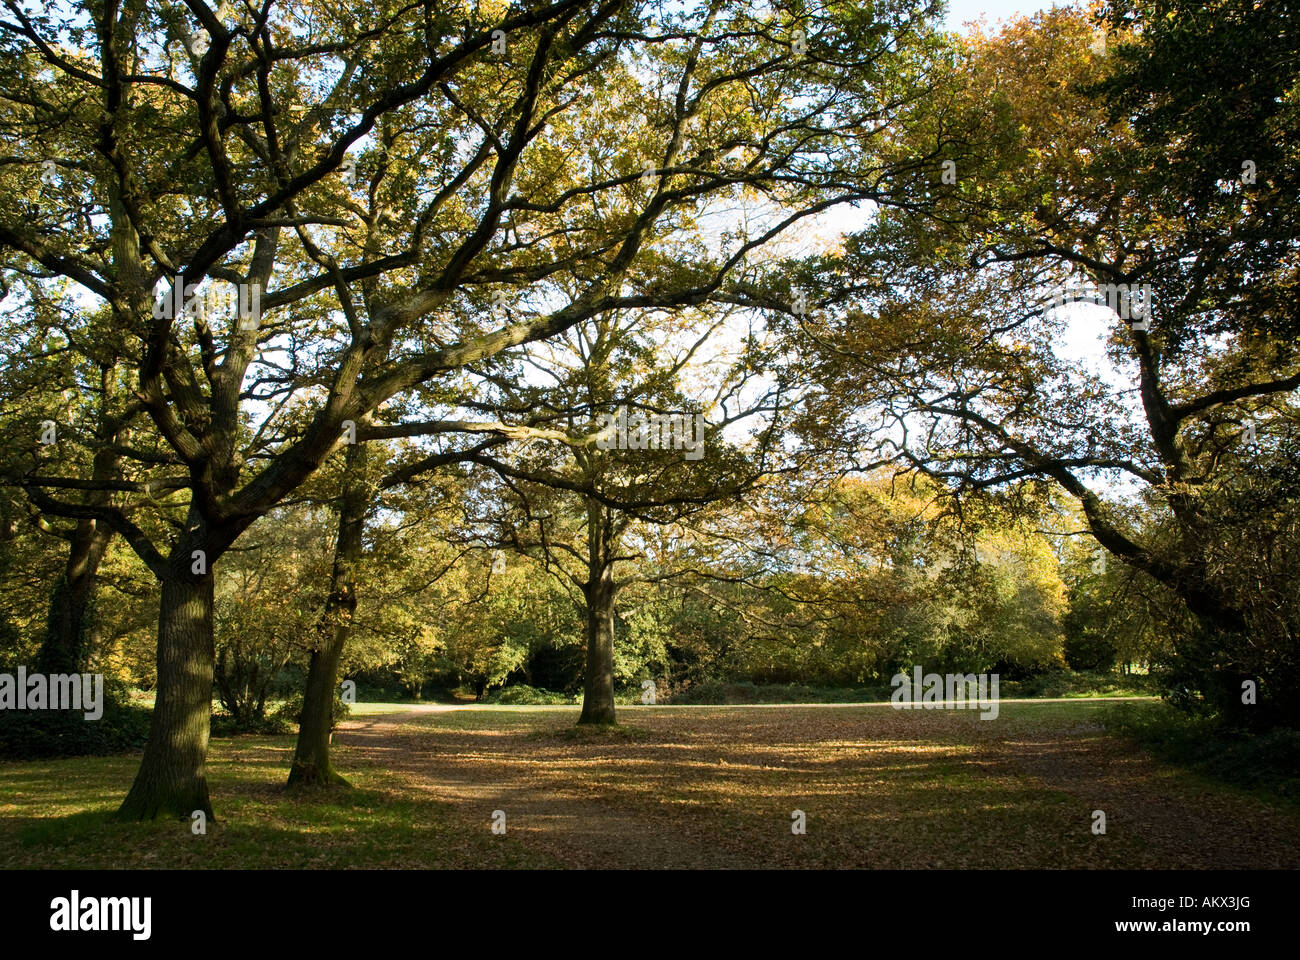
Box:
336, 709, 751, 867
331, 704, 1300, 869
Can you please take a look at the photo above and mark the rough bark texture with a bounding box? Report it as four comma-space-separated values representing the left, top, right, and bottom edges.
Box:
578, 579, 618, 725
578, 500, 618, 725
288, 443, 368, 786
116, 556, 216, 820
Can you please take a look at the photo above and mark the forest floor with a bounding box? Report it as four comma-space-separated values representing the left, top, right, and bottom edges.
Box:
2, 700, 1297, 868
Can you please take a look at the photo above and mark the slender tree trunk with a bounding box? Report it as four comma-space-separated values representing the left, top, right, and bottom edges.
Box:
37, 363, 122, 676
288, 636, 351, 786
288, 444, 368, 787
36, 522, 110, 675
117, 548, 216, 820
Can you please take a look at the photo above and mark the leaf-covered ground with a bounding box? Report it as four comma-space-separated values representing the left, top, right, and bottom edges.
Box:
2, 701, 1296, 868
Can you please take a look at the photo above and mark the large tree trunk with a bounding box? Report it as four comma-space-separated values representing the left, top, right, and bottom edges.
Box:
117, 538, 216, 821
578, 576, 618, 725
36, 521, 110, 675
578, 499, 618, 725
288, 443, 368, 787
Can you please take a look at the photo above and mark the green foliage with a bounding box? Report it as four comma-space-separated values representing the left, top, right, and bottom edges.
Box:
1104, 701, 1300, 803
212, 507, 333, 726
769, 3, 1300, 731
275, 689, 353, 727
0, 522, 60, 670
212, 688, 353, 736
656, 670, 1152, 704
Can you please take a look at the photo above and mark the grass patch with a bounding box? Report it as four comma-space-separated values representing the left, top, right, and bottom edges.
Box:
348, 701, 442, 717
661, 671, 1155, 705
0, 731, 557, 869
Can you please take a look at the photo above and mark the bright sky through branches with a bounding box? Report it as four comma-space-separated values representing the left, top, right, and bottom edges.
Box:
945, 0, 1052, 32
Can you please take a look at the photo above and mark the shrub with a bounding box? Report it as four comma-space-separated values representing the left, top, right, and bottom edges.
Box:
0, 681, 151, 759
1103, 701, 1300, 801
999, 669, 1159, 699
483, 683, 578, 705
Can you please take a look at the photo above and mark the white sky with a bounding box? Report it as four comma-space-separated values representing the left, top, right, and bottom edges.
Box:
944, 0, 1055, 31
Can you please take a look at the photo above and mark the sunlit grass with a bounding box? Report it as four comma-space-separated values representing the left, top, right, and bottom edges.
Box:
0, 732, 556, 869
